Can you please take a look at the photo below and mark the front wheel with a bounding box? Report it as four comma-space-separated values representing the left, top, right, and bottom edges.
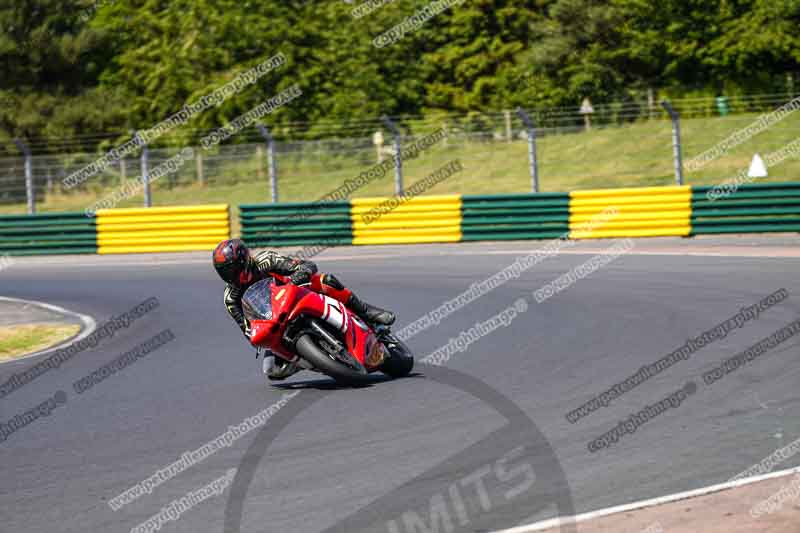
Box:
294, 334, 372, 386
379, 334, 414, 379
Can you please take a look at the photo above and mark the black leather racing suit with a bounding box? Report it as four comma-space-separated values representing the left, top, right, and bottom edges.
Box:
223, 250, 317, 333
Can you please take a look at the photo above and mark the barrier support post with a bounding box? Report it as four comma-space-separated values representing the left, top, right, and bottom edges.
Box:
662, 100, 685, 186
516, 108, 539, 193
257, 125, 278, 203
13, 138, 34, 214
382, 114, 404, 195
140, 137, 151, 207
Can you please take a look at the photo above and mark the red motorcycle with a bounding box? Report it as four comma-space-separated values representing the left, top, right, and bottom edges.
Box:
241, 275, 414, 385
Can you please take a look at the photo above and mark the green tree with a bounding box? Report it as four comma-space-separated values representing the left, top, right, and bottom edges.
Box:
0, 0, 124, 153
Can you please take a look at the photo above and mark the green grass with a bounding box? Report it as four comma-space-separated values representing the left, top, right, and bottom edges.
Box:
5, 111, 799, 238
0, 323, 81, 362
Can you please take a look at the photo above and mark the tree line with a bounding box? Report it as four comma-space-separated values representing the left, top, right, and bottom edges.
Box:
1, 0, 798, 154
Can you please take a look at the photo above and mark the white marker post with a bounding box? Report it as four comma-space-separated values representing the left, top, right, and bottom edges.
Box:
580, 98, 595, 131
748, 154, 768, 178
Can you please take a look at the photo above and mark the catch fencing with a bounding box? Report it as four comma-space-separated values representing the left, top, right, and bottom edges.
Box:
3, 91, 800, 216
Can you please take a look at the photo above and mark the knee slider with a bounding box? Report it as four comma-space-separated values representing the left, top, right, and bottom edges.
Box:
321, 273, 345, 291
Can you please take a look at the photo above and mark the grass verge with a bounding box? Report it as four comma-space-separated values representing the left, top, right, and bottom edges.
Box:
3, 111, 798, 238
0, 323, 82, 362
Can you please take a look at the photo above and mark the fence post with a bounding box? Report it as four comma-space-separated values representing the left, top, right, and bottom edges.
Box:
256, 125, 278, 203
580, 98, 595, 131
504, 110, 512, 142
381, 114, 403, 195
13, 139, 34, 214
196, 150, 205, 185
255, 145, 265, 180
141, 139, 151, 207
661, 100, 685, 186
373, 130, 385, 164
515, 108, 539, 193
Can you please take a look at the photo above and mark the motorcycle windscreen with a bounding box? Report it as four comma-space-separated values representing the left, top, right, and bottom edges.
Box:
242, 278, 274, 321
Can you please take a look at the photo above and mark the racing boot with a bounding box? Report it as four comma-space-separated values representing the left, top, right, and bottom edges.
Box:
347, 293, 396, 327
266, 356, 301, 381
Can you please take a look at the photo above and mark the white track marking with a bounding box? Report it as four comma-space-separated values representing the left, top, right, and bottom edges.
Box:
9, 242, 800, 270
491, 465, 800, 532
0, 296, 97, 366
320, 249, 800, 261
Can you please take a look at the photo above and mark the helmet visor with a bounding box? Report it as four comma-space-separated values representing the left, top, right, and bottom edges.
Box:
216, 261, 244, 285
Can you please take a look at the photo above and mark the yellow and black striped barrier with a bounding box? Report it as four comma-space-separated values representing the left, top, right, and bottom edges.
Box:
96, 204, 230, 254
350, 194, 462, 245
569, 186, 692, 239
15, 182, 800, 257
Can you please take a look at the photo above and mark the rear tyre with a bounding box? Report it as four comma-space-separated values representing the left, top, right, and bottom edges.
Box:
294, 334, 371, 386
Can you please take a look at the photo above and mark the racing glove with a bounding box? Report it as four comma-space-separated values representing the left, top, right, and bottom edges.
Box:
289, 270, 312, 286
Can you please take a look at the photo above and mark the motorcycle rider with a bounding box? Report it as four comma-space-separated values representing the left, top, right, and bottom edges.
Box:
212, 238, 396, 380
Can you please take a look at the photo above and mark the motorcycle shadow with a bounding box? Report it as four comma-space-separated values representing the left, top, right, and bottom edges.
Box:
271, 372, 424, 391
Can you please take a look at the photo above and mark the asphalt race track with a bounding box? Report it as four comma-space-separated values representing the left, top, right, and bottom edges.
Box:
2, 238, 799, 533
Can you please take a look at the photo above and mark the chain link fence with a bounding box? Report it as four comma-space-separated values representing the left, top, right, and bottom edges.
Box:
1, 91, 799, 216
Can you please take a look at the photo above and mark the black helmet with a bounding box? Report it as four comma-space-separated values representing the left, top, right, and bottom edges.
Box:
213, 239, 252, 286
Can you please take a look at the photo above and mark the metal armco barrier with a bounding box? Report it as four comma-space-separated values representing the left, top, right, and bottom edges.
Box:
570, 185, 692, 239
240, 201, 353, 247
5, 182, 800, 257
95, 204, 230, 254
0, 212, 96, 256
461, 193, 569, 241
691, 182, 800, 234
351, 195, 461, 245
238, 182, 799, 249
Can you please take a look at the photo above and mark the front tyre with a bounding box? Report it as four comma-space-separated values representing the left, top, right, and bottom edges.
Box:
294, 334, 372, 386
379, 334, 414, 379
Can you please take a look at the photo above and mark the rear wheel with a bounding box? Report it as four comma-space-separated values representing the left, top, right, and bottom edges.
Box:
294, 334, 371, 386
